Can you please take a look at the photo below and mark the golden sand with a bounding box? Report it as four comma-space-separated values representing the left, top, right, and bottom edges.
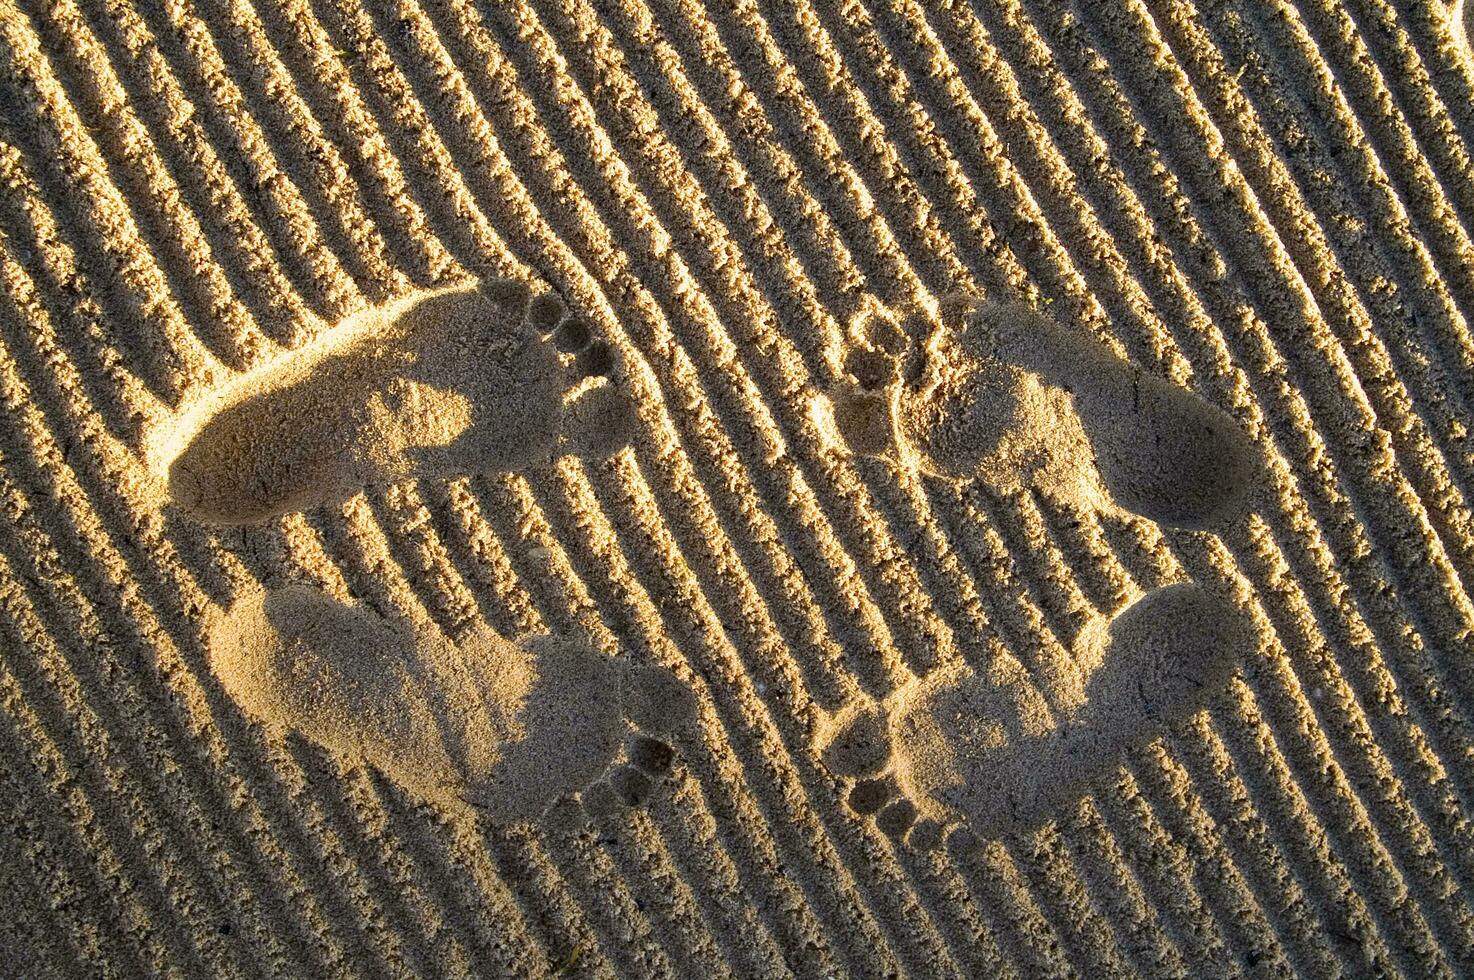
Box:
4, 0, 1474, 976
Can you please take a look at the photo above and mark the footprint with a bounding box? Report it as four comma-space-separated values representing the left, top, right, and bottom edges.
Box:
817, 583, 1253, 845
205, 582, 694, 825
820, 297, 1258, 531
153, 279, 638, 525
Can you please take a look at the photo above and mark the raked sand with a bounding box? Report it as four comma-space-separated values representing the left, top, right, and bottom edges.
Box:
3, 0, 1474, 976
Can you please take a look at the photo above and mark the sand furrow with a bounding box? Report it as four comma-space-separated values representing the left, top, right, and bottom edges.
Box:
0, 657, 204, 979
932, 0, 1474, 643
998, 831, 1143, 977
723, 0, 977, 294
1321, 0, 1474, 304
442, 11, 1155, 960
0, 538, 293, 977
289, 0, 528, 288
914, 485, 1258, 970
1120, 9, 1474, 931
105, 0, 361, 319
1126, 7, 1474, 931
211, 0, 453, 287
1059, 507, 1364, 975
1290, 0, 1474, 329
131, 0, 393, 311
758, 0, 1026, 296
951, 495, 1365, 973
317, 0, 906, 719
1091, 771, 1254, 976
1169, 718, 1359, 977
6, 0, 1474, 972
1190, 549, 1464, 973
24, 0, 271, 372
1385, 0, 1474, 156
1014, 0, 1474, 954
303, 503, 656, 977
1059, 807, 1198, 976
69, 0, 317, 344
940, 492, 1316, 971
0, 727, 135, 978
484, 828, 622, 980
1097, 531, 1404, 971
0, 5, 225, 404
461, 474, 798, 978
1063, 0, 1474, 701
943, 0, 1474, 831
823, 0, 1199, 401
584, 452, 1021, 974
655, 0, 928, 311
1159, 0, 1474, 640
0, 485, 415, 980
0, 272, 428, 979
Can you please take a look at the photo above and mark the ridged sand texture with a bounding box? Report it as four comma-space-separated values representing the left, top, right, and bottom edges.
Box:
3, 0, 1474, 976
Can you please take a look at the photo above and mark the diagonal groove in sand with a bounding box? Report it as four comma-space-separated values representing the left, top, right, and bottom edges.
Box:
1080, 7, 1474, 967
9, 0, 1474, 971
990, 0, 1474, 960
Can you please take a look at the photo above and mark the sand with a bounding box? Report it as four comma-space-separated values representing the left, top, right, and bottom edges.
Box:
153, 280, 635, 524
204, 581, 689, 822
3, 0, 1474, 976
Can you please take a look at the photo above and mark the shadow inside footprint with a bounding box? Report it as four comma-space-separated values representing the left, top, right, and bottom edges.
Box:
820, 297, 1260, 532
155, 279, 637, 525
968, 302, 1260, 530
818, 582, 1254, 844
206, 583, 688, 824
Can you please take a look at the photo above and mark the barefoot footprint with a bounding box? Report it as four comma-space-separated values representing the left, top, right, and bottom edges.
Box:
205, 582, 695, 825
820, 297, 1258, 531
817, 583, 1253, 846
151, 279, 638, 525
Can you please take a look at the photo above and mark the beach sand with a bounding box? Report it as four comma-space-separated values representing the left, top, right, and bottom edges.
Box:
3, 0, 1474, 976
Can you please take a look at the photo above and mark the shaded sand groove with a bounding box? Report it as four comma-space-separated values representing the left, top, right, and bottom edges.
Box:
5, 0, 1474, 974
0, 0, 1326, 966
1020, 0, 1468, 954
784, 3, 1450, 972
1161, 0, 1474, 872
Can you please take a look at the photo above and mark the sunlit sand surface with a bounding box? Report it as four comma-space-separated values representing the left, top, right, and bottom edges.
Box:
4, 0, 1474, 976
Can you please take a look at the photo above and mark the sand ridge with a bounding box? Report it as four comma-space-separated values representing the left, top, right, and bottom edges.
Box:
7, 0, 1474, 972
